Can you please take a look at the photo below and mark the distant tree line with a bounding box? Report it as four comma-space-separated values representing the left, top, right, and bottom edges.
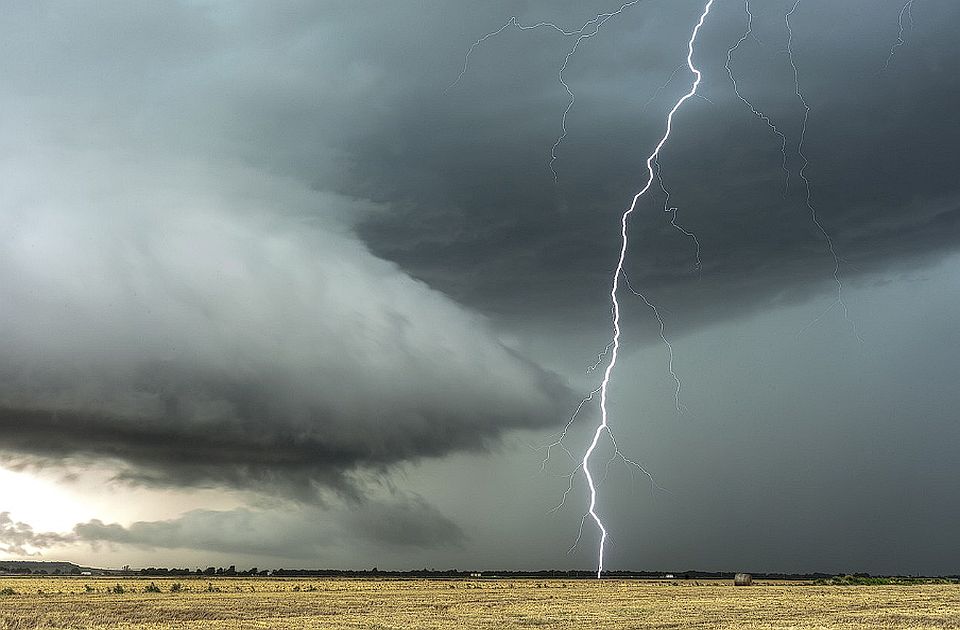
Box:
128, 568, 960, 581
4, 563, 958, 581
123, 568, 843, 580
0, 566, 82, 575
136, 566, 269, 577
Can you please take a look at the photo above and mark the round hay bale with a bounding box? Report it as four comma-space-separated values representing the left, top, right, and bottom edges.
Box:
734, 573, 753, 586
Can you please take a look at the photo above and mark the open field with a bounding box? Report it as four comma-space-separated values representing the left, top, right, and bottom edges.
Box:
2, 577, 960, 629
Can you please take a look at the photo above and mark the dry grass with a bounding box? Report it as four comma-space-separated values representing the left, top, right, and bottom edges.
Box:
1, 577, 959, 629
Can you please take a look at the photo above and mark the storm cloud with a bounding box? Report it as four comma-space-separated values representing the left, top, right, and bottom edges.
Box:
0, 149, 570, 498
348, 0, 960, 329
1, 1, 959, 572
0, 1, 574, 500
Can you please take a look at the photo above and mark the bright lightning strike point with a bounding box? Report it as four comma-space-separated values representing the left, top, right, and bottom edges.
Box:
584, 0, 715, 579
452, 5, 684, 576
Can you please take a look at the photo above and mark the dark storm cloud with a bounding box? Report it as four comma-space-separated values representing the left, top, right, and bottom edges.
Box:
0, 336, 565, 499
6, 0, 954, 336
339, 0, 960, 329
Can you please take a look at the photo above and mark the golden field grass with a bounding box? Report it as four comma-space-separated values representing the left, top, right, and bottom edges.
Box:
1, 577, 959, 629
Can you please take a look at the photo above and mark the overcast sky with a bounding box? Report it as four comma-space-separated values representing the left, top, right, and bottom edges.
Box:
1, 0, 959, 575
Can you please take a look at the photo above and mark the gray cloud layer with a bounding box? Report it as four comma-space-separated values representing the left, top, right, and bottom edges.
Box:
0, 149, 570, 498
4, 0, 953, 331
0, 3, 574, 499
72, 499, 465, 557
1, 1, 958, 572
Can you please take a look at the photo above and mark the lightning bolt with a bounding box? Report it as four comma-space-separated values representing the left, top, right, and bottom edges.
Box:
655, 157, 702, 272
583, 0, 715, 578
785, 0, 863, 343
640, 63, 687, 116
540, 387, 602, 474
548, 1, 646, 181
540, 386, 667, 513
723, 1, 861, 341
725, 0, 790, 193
450, 4, 697, 574
445, 0, 910, 580
882, 0, 916, 71
447, 19, 579, 94
446, 2, 646, 181
620, 271, 684, 414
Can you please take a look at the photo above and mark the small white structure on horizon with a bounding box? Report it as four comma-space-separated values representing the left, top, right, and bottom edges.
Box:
664, 574, 675, 579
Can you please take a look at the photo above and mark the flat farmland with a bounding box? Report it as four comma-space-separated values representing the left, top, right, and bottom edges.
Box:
2, 577, 959, 629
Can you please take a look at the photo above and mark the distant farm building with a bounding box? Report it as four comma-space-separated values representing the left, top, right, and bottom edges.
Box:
734, 573, 753, 586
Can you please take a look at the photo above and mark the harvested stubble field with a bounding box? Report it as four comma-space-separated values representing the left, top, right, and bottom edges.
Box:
1, 577, 959, 629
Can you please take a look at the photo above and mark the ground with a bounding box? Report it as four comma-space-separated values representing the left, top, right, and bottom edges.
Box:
1, 577, 959, 629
